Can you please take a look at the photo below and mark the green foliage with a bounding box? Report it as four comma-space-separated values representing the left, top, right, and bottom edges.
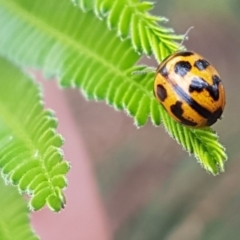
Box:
0, 0, 227, 178
0, 57, 69, 211
72, 0, 184, 62
0, 175, 39, 240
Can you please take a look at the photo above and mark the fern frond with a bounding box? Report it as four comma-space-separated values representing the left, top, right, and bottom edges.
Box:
160, 109, 227, 174
73, 0, 184, 61
0, 177, 39, 240
0, 57, 69, 211
0, 0, 227, 174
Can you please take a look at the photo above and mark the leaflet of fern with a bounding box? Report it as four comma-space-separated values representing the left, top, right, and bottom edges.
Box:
0, 57, 69, 211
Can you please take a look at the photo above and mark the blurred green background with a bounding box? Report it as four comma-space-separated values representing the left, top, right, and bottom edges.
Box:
66, 1, 240, 239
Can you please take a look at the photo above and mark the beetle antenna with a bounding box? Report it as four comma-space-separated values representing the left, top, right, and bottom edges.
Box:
179, 26, 194, 48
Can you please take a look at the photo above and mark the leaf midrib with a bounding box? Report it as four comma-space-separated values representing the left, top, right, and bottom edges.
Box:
0, 94, 59, 191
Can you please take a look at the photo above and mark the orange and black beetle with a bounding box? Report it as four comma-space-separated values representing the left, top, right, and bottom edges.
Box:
154, 51, 226, 128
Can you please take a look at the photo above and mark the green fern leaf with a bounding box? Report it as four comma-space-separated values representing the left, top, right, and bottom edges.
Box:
0, 0, 227, 174
0, 177, 39, 240
0, 57, 69, 211
73, 0, 183, 61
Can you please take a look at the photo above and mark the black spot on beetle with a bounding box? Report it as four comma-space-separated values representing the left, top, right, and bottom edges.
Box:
194, 59, 210, 71
189, 77, 220, 101
157, 84, 167, 101
170, 101, 198, 126
171, 83, 223, 127
212, 75, 222, 84
206, 107, 223, 126
209, 80, 220, 101
173, 84, 212, 119
189, 77, 208, 93
174, 51, 194, 57
174, 61, 192, 77
159, 65, 168, 77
